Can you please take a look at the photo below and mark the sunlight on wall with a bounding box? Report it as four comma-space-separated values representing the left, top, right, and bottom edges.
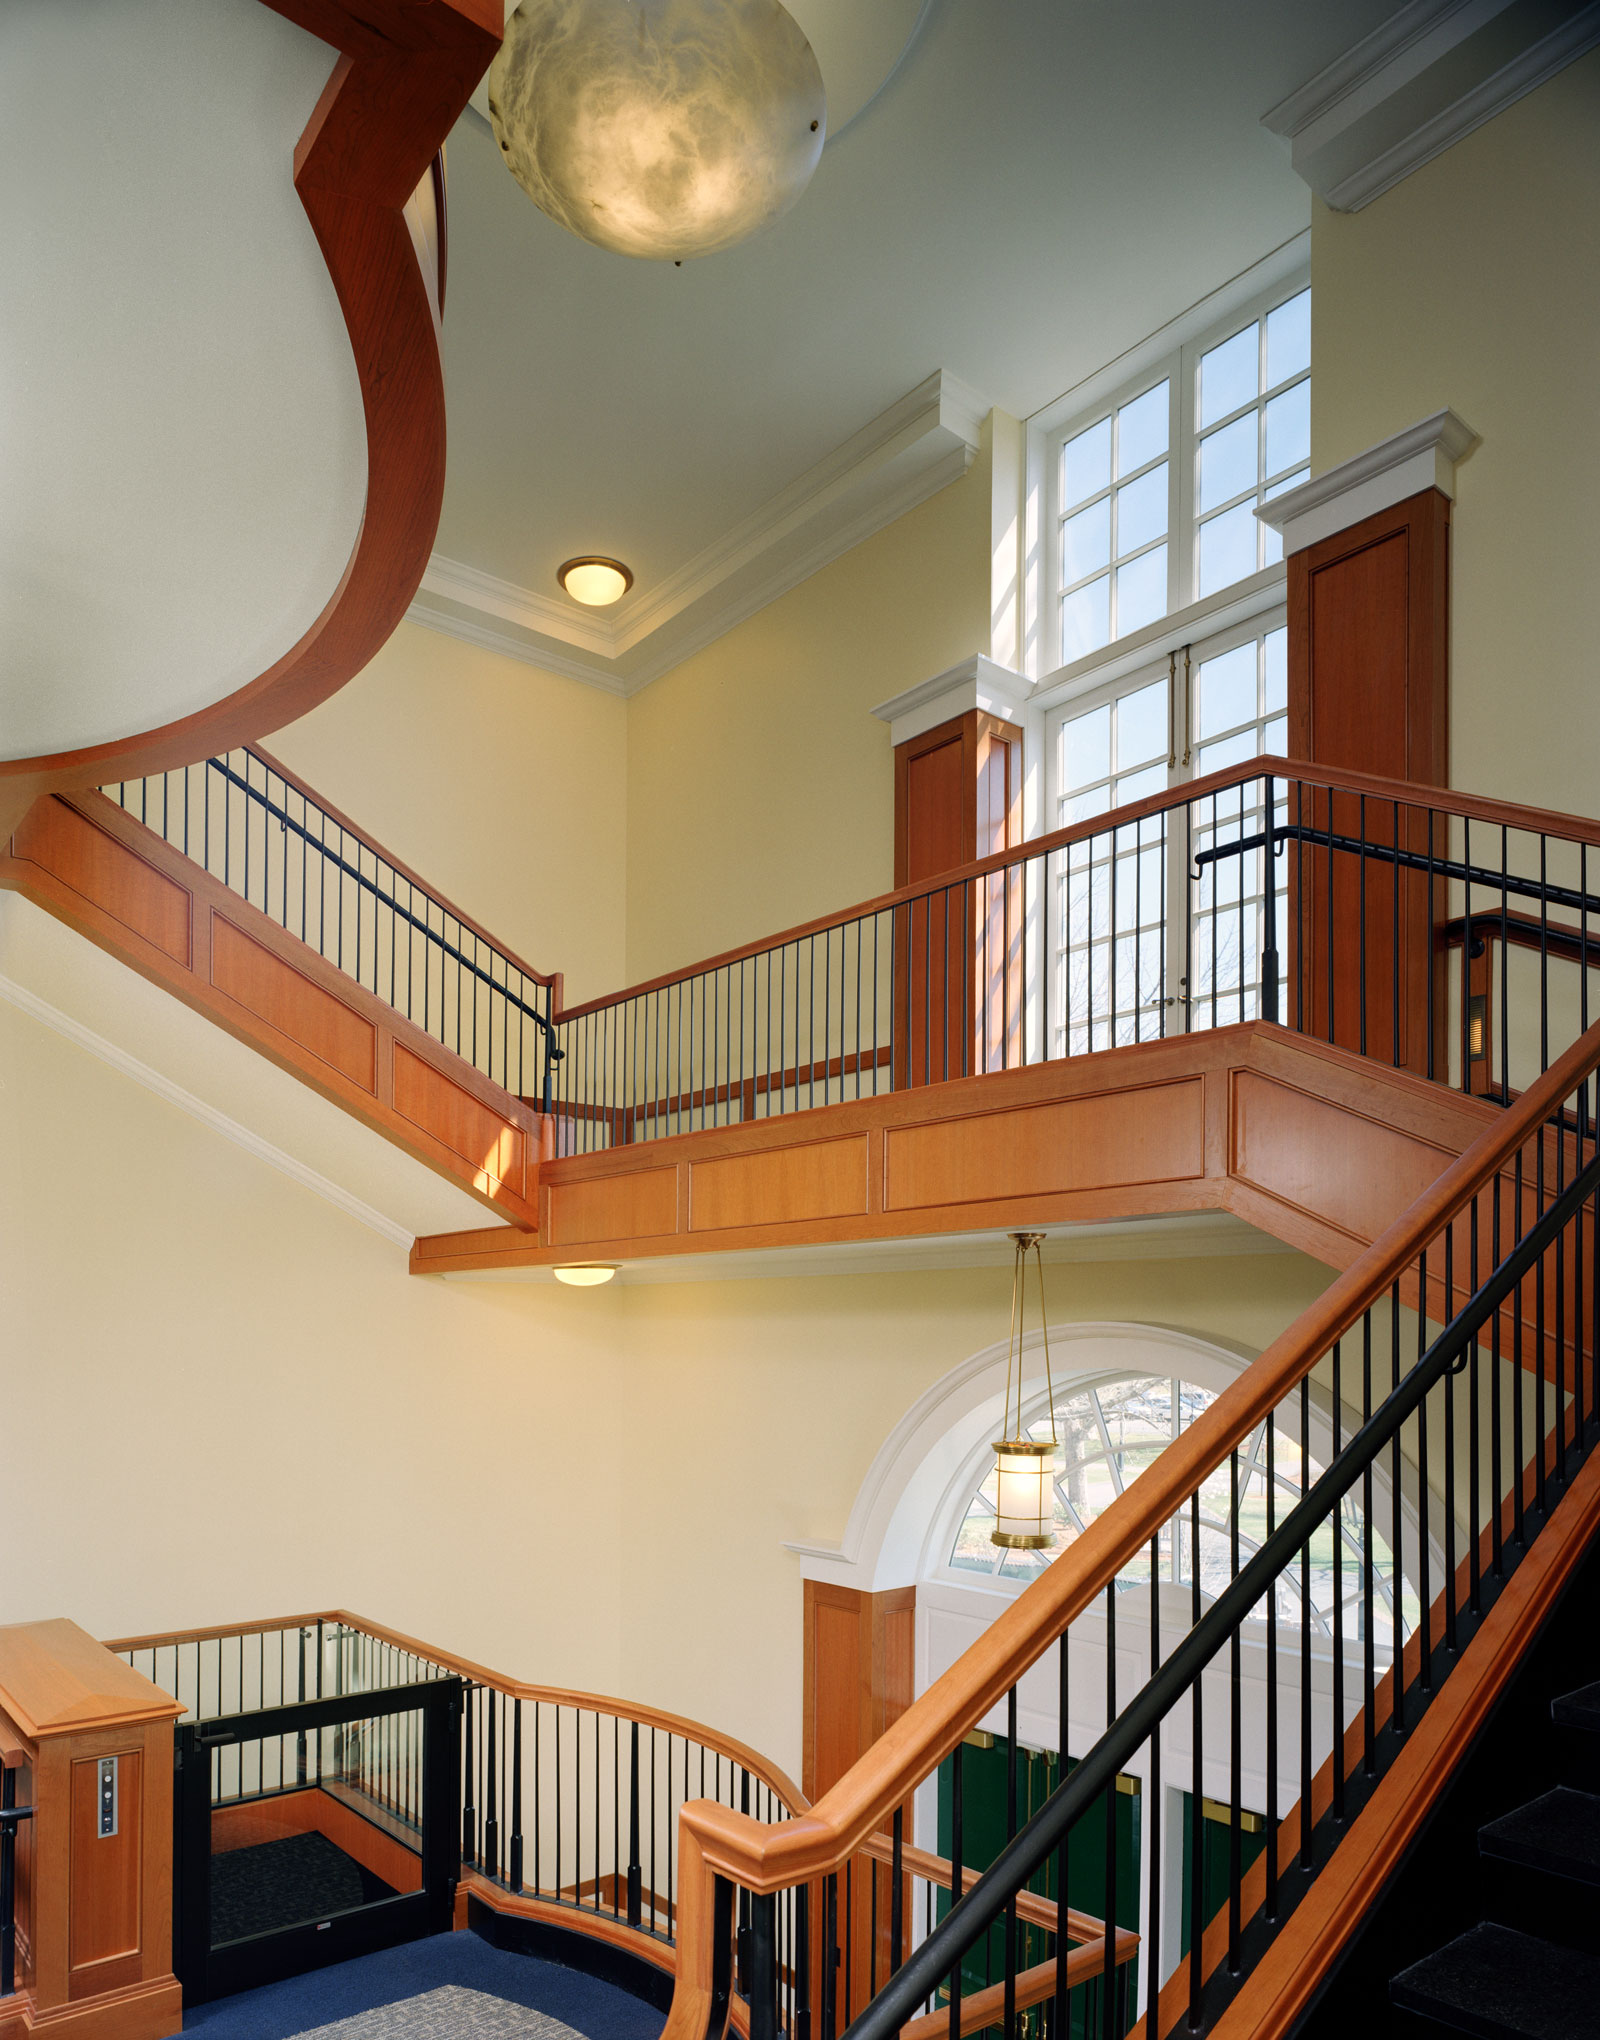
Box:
1310, 49, 1600, 817
624, 438, 993, 987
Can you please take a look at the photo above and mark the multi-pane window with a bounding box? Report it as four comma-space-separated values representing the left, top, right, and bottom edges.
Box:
1195, 288, 1310, 597
1042, 277, 1309, 672
1048, 619, 1290, 1054
948, 1374, 1417, 1648
1059, 381, 1171, 663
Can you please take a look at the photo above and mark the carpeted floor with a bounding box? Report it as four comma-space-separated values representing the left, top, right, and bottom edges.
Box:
288, 1984, 581, 2037
181, 1927, 665, 2039
211, 1833, 394, 1946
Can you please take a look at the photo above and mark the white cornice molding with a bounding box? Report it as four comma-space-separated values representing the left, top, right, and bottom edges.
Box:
1256, 408, 1480, 555
1263, 0, 1600, 212
0, 970, 413, 1251
871, 655, 1033, 749
406, 370, 988, 697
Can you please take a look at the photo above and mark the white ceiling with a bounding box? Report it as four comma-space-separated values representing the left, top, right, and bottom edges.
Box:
424, 0, 1405, 678
0, 0, 363, 762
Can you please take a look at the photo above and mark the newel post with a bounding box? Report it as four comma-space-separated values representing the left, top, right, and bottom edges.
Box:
0, 1619, 183, 2038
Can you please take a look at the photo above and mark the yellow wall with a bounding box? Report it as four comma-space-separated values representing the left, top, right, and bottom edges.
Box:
269, 620, 628, 1006
623, 439, 993, 986
3, 995, 1332, 1779
1311, 50, 1600, 816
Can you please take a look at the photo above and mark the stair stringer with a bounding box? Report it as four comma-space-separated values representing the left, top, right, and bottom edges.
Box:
1, 790, 545, 1232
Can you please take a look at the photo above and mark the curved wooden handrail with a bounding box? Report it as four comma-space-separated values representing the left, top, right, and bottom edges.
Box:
553, 754, 1600, 1024
103, 1606, 807, 1818
658, 1017, 1600, 2036
0, 0, 498, 830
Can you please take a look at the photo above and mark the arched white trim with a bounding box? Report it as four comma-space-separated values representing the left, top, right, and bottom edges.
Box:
783, 1322, 1258, 1592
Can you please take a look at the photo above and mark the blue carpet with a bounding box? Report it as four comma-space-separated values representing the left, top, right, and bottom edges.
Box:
182, 1927, 665, 2039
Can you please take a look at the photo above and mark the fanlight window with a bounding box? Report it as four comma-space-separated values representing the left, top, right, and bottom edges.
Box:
950, 1375, 1418, 1645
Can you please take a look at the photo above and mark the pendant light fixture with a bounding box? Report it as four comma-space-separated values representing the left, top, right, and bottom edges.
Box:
486, 0, 827, 263
990, 1232, 1059, 1550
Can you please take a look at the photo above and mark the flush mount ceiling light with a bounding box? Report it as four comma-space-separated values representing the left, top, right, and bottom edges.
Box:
990, 1232, 1059, 1550
557, 556, 633, 606
553, 1263, 620, 1286
487, 0, 827, 262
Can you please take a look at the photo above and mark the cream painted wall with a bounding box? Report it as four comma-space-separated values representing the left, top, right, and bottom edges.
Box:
1310, 49, 1600, 817
268, 619, 628, 1007
623, 440, 993, 986
0, 999, 627, 1700
3, 994, 1332, 1783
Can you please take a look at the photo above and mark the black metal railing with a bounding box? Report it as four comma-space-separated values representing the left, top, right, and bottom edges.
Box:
456, 1673, 807, 2031
110, 1614, 805, 1992
726, 1029, 1600, 2040
0, 1756, 33, 2000
547, 760, 1600, 1154
101, 750, 563, 1110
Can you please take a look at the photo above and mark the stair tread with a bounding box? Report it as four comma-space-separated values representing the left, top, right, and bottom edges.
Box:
1391, 1923, 1600, 2040
1480, 1786, 1600, 1885
1552, 1682, 1600, 1733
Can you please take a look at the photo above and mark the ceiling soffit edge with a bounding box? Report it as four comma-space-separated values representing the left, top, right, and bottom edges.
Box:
408, 368, 990, 697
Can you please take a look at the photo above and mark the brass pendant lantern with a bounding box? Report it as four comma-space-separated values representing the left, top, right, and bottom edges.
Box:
990, 1232, 1058, 1549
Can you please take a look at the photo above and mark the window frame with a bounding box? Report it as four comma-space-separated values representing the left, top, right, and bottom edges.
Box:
1027, 243, 1310, 685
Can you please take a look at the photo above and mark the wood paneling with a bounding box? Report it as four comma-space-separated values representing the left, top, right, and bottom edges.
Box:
394, 1043, 523, 1194
413, 1027, 1511, 1278
211, 915, 377, 1092
1230, 1068, 1454, 1245
894, 712, 1024, 1090
548, 1167, 678, 1246
2, 791, 542, 1229
689, 1137, 868, 1233
883, 1078, 1206, 1211
0, 0, 500, 818
802, 1584, 916, 2028
0, 1623, 181, 2039
1288, 489, 1450, 1076
69, 1752, 140, 1985
13, 800, 189, 968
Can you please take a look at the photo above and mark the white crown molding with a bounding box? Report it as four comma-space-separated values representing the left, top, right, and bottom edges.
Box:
1263, 0, 1600, 212
872, 654, 1034, 749
0, 969, 413, 1250
1256, 408, 1480, 555
406, 370, 988, 697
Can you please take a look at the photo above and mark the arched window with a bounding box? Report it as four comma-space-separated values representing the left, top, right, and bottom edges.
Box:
947, 1374, 1417, 1645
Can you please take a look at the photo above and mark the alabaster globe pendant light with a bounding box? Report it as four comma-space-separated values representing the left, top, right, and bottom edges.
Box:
991, 1232, 1060, 1550
487, 0, 827, 262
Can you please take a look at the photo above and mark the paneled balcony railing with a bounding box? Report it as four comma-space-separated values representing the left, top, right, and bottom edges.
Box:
547, 756, 1600, 1155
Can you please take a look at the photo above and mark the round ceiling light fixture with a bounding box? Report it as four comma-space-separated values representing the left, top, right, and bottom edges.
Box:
553, 1263, 620, 1286
487, 0, 827, 262
557, 556, 634, 606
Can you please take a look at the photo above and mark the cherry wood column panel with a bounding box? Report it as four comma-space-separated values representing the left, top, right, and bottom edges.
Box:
803, 1583, 916, 2025
0, 1622, 183, 2040
1288, 488, 1450, 1077
1, 790, 541, 1230
894, 713, 1024, 1088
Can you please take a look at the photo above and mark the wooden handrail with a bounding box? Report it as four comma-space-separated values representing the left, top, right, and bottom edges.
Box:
554, 755, 1600, 1024
103, 1607, 807, 1817
658, 1016, 1600, 2037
